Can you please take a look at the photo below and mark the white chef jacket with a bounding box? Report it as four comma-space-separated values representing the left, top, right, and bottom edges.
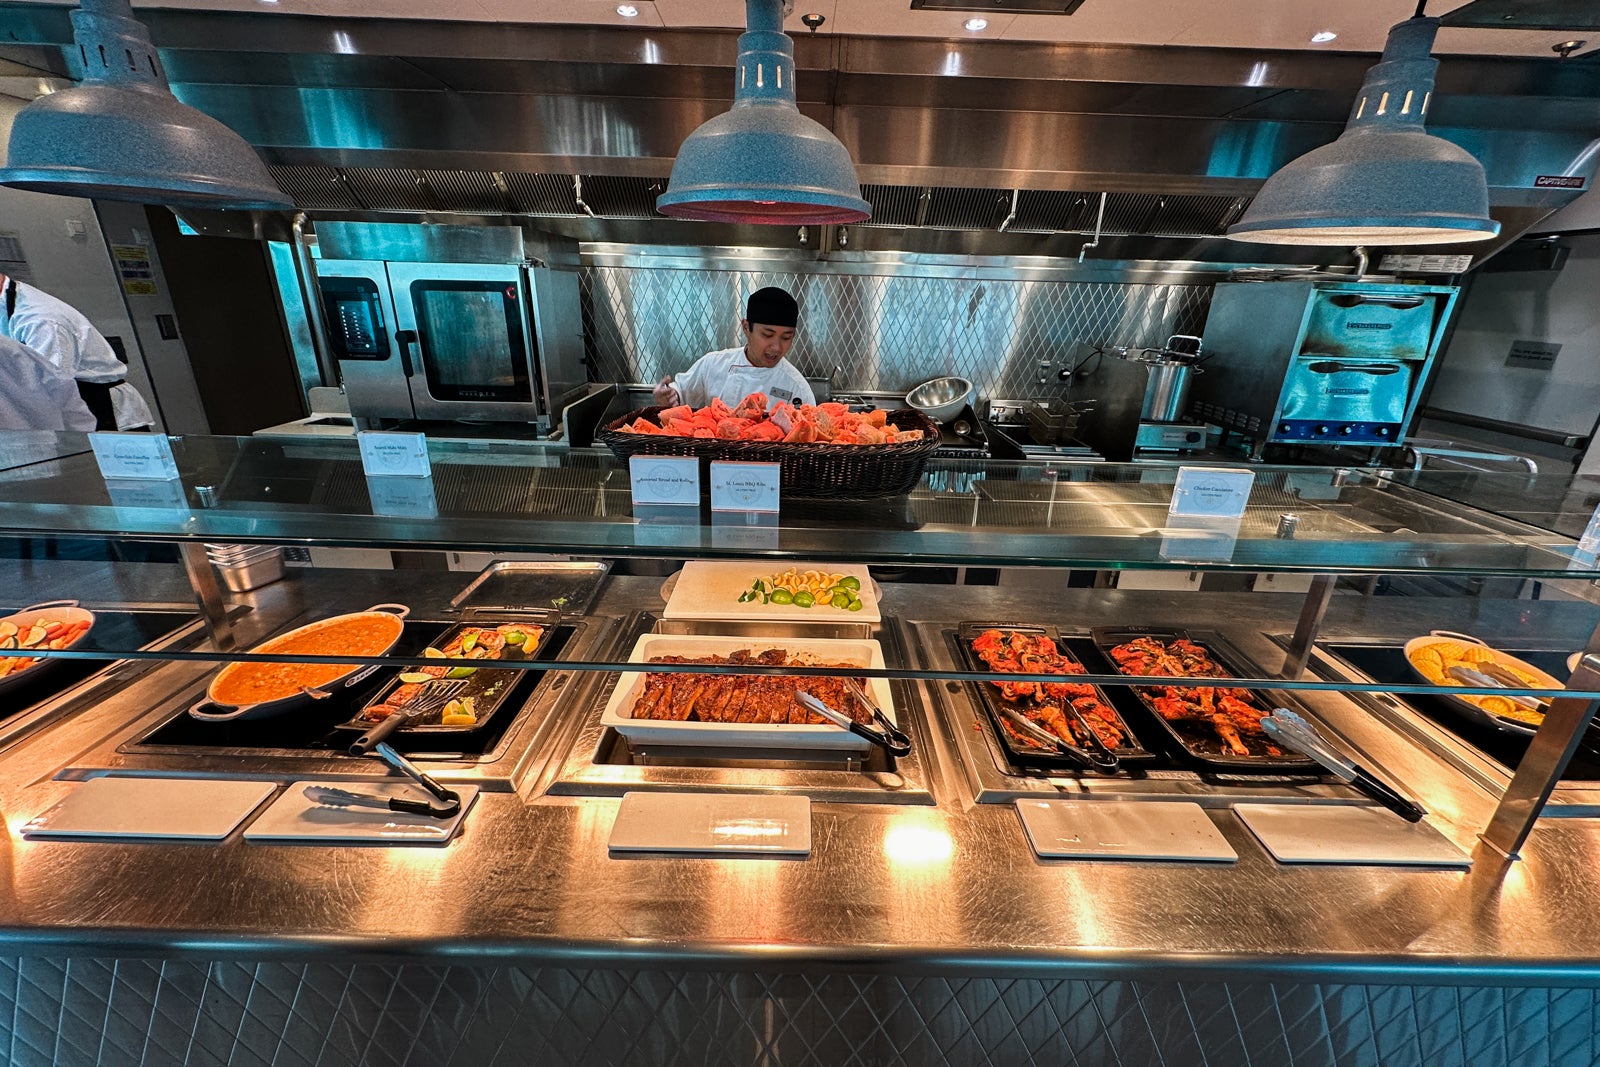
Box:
2, 279, 155, 430
0, 336, 97, 432
670, 347, 816, 410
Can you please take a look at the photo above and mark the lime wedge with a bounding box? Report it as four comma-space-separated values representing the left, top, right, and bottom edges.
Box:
397, 672, 434, 684
446, 665, 478, 679
423, 647, 447, 660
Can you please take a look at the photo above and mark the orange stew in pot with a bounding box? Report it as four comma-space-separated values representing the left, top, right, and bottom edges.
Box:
210, 613, 403, 706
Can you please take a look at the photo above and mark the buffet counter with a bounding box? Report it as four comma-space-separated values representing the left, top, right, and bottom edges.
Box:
3, 572, 1600, 972
4, 439, 1600, 1065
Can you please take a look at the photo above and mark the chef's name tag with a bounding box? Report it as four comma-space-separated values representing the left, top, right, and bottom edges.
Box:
710, 461, 781, 514
358, 431, 431, 478
89, 431, 179, 481
630, 456, 701, 506
1168, 467, 1255, 520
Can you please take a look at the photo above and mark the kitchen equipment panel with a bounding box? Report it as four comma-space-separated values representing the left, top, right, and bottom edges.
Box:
1193, 280, 1458, 454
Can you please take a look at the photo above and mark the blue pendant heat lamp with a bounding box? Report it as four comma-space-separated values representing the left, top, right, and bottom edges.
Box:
1228, 16, 1499, 246
656, 0, 869, 225
0, 0, 291, 210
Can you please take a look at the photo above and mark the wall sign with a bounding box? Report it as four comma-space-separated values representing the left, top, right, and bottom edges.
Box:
111, 243, 156, 296
1505, 340, 1561, 371
0, 231, 34, 284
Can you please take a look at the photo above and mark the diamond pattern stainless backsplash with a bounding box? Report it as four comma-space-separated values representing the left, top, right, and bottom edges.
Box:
6, 956, 1598, 1067
581, 262, 1213, 399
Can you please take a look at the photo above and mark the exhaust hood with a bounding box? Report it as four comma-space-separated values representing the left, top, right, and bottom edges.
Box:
0, 5, 1594, 262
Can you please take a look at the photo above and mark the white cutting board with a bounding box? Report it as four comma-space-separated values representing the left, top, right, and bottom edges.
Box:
608, 791, 811, 855
21, 777, 277, 840
662, 560, 881, 623
244, 781, 480, 846
1015, 799, 1237, 862
599, 632, 895, 750
1235, 804, 1471, 867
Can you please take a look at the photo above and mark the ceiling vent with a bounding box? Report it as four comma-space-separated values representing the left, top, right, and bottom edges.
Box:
1441, 0, 1600, 31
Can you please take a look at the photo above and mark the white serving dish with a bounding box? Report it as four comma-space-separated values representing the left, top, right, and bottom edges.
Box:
0, 600, 96, 694
661, 560, 881, 624
1402, 629, 1563, 736
599, 632, 895, 750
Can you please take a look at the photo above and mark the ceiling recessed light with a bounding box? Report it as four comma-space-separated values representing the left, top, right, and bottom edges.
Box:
1310, 30, 1337, 43
963, 17, 988, 31
617, 4, 639, 16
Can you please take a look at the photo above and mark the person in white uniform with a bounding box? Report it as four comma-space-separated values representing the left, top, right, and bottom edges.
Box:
0, 274, 155, 431
653, 286, 816, 410
0, 335, 97, 431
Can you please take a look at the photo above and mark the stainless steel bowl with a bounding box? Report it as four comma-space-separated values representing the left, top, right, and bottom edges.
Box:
905, 376, 973, 422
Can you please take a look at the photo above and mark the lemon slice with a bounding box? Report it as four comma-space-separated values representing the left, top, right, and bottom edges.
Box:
423, 647, 447, 659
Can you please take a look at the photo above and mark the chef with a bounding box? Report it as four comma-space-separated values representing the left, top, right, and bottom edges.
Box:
653, 286, 816, 410
0, 335, 97, 431
0, 273, 155, 431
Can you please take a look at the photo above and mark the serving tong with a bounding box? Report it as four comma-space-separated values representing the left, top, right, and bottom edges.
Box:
1446, 664, 1548, 712
331, 679, 469, 818
995, 704, 1120, 772
1260, 709, 1425, 823
796, 679, 911, 757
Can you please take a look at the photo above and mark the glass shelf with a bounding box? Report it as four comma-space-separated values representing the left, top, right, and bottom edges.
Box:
0, 432, 1586, 576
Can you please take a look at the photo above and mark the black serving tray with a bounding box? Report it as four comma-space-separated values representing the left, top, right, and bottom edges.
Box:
332, 613, 559, 742
957, 622, 1153, 772
1087, 626, 1319, 774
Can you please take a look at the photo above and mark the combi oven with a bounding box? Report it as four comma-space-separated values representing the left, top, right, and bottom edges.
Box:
313, 223, 585, 427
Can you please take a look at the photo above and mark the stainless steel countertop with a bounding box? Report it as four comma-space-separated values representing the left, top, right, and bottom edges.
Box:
5, 571, 1600, 982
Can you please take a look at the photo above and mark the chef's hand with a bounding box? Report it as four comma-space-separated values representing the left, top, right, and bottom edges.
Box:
653, 377, 680, 407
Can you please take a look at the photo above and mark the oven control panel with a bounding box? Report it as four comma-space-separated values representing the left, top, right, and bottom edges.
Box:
1272, 420, 1399, 444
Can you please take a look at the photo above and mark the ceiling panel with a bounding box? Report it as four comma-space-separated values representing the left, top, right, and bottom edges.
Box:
4, 0, 1589, 59
831, 8, 1018, 39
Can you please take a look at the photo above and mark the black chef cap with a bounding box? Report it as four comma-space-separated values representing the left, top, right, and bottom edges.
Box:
745, 286, 798, 328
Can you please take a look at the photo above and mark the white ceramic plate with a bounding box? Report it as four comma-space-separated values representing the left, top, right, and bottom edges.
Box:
1014, 799, 1237, 862
1235, 804, 1469, 867
661, 560, 881, 623
608, 792, 812, 855
599, 632, 894, 750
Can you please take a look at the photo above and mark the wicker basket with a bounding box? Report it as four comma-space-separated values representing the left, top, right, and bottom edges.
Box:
598, 406, 941, 499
